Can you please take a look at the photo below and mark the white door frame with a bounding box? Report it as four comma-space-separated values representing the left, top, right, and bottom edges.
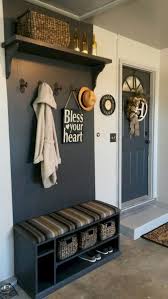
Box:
118, 59, 158, 209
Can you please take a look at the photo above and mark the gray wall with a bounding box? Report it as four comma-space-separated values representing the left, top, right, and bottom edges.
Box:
3, 0, 95, 223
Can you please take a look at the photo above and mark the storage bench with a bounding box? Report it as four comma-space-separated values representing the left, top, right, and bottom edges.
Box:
14, 200, 120, 298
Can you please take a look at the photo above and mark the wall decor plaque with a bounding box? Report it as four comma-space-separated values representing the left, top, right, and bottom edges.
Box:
63, 109, 84, 143
63, 90, 84, 143
100, 94, 116, 116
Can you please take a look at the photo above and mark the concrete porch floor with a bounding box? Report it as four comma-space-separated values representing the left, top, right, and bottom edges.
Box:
15, 235, 168, 299
121, 201, 168, 239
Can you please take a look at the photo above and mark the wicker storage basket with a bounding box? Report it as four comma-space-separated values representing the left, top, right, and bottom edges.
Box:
57, 235, 78, 261
99, 220, 116, 241
17, 10, 70, 48
79, 226, 97, 250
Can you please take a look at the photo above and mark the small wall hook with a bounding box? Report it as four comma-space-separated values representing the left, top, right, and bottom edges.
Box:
19, 78, 28, 94
53, 83, 62, 96
69, 85, 79, 94
38, 80, 42, 86
72, 88, 79, 93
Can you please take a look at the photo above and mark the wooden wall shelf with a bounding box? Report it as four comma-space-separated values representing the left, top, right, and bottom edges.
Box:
2, 35, 112, 87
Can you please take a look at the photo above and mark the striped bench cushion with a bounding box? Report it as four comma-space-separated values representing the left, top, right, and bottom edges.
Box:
15, 201, 116, 243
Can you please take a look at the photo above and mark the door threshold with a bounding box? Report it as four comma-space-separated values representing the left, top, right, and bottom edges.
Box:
122, 196, 156, 213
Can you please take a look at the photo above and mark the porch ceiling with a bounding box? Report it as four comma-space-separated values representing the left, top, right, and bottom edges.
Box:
33, 0, 118, 16
88, 0, 168, 49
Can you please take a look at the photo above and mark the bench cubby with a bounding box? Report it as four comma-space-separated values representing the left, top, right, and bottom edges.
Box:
38, 240, 54, 257
38, 253, 55, 293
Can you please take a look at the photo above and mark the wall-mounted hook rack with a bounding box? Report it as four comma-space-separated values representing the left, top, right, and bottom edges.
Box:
19, 78, 28, 93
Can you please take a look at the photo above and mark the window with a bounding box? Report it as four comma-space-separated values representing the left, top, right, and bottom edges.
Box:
123, 75, 144, 93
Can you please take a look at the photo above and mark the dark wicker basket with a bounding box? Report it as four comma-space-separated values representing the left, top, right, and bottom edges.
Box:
99, 220, 116, 241
57, 234, 78, 260
17, 10, 70, 48
79, 226, 97, 250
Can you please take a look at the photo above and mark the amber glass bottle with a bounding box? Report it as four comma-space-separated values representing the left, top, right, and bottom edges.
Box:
81, 32, 88, 54
92, 34, 97, 56
73, 28, 80, 52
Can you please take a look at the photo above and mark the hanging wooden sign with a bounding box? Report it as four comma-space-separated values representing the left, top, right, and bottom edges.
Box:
63, 90, 84, 143
63, 108, 84, 143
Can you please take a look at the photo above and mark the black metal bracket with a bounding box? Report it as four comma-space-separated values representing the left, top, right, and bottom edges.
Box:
91, 64, 105, 89
4, 42, 19, 79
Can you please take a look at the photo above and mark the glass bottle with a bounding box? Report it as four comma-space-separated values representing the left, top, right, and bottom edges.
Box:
92, 34, 97, 56
73, 28, 80, 52
81, 32, 88, 54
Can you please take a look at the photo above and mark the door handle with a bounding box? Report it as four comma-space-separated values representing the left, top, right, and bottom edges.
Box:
145, 140, 150, 144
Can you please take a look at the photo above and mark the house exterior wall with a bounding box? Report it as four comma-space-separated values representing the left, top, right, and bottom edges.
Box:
157, 49, 168, 203
0, 0, 14, 282
94, 26, 160, 207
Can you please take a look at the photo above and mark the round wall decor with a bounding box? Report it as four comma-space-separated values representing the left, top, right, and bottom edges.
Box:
100, 94, 116, 116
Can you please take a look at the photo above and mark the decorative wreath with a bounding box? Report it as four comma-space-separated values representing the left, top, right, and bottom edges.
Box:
127, 95, 148, 136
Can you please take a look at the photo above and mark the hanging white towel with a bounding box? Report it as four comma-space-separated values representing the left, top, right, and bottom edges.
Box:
33, 82, 61, 188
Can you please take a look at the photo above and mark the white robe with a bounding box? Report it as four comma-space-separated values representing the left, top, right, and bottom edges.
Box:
33, 82, 61, 188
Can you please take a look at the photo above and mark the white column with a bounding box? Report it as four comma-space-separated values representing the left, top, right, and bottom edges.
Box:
158, 49, 168, 203
0, 0, 14, 281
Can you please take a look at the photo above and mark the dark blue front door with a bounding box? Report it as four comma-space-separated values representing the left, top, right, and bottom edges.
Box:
122, 66, 150, 203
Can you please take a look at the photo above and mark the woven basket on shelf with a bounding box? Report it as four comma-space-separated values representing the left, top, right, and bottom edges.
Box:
79, 226, 97, 250
99, 220, 116, 241
57, 235, 78, 261
17, 10, 70, 48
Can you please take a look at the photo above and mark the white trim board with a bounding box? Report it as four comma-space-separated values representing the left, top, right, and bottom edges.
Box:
118, 59, 158, 209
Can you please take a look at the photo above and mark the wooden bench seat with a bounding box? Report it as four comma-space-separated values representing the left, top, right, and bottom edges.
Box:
15, 200, 116, 243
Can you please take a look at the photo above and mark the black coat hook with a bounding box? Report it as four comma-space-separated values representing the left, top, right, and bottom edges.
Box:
38, 80, 42, 86
36, 81, 62, 96
72, 88, 79, 93
53, 83, 62, 96
69, 85, 79, 94
19, 78, 28, 93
